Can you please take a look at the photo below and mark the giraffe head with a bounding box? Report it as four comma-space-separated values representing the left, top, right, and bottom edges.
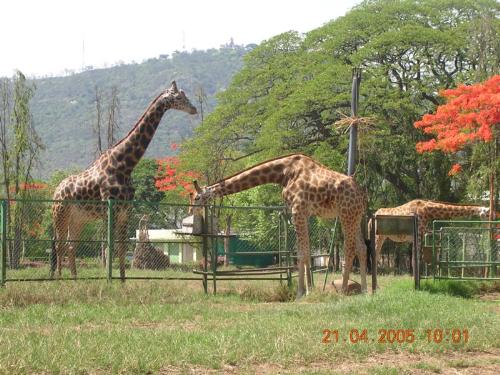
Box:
477, 206, 490, 219
191, 180, 215, 205
189, 180, 209, 215
160, 81, 197, 115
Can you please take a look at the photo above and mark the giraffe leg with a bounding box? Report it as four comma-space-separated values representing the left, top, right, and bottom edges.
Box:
375, 235, 385, 266
356, 230, 368, 293
413, 223, 426, 278
292, 211, 310, 298
340, 216, 359, 294
67, 218, 85, 279
52, 205, 69, 278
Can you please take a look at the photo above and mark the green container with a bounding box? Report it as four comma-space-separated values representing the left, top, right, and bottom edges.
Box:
225, 237, 275, 268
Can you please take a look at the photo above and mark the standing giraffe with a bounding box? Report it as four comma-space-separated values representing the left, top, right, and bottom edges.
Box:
192, 154, 368, 297
370, 200, 489, 271
51, 81, 197, 279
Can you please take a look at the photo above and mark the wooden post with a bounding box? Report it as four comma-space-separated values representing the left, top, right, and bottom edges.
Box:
347, 68, 361, 176
278, 212, 283, 285
370, 215, 377, 293
210, 206, 217, 295
202, 205, 208, 294
413, 214, 420, 290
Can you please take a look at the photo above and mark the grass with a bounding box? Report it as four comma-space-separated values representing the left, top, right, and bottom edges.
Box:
420, 279, 500, 298
414, 362, 442, 373
0, 274, 499, 374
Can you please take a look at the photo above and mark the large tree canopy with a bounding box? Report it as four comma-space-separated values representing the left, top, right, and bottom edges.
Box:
181, 0, 500, 208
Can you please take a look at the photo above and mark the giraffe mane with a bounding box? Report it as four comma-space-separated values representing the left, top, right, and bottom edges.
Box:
84, 91, 165, 170
111, 91, 165, 149
417, 199, 484, 208
206, 153, 317, 187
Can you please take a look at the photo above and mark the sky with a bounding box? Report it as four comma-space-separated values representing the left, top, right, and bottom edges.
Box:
0, 0, 362, 78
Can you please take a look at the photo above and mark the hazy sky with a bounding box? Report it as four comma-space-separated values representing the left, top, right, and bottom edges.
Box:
0, 0, 362, 78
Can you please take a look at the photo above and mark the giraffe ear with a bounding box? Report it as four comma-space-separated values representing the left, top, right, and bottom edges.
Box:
170, 81, 178, 93
193, 180, 202, 193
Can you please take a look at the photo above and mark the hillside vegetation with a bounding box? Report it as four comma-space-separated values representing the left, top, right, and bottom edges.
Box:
29, 47, 247, 177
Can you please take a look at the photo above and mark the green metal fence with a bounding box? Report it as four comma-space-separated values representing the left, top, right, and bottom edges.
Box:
0, 199, 338, 292
430, 220, 499, 281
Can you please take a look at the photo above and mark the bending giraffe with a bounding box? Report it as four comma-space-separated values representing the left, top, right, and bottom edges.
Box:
51, 81, 197, 279
370, 200, 489, 272
192, 154, 368, 297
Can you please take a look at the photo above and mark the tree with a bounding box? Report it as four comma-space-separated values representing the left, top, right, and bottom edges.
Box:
92, 85, 120, 156
181, 0, 500, 208
93, 86, 103, 156
0, 71, 44, 268
414, 75, 499, 217
106, 86, 120, 148
132, 158, 164, 202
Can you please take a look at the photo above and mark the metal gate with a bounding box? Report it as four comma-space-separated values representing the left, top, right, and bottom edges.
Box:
429, 220, 499, 281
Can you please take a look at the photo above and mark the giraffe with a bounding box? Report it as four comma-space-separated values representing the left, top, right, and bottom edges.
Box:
51, 81, 197, 279
370, 199, 489, 272
191, 154, 368, 297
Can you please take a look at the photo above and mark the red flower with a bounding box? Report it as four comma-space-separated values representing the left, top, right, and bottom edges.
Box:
448, 163, 462, 176
415, 75, 500, 154
155, 156, 201, 195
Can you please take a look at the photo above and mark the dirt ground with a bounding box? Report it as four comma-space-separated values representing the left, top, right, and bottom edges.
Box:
159, 349, 500, 375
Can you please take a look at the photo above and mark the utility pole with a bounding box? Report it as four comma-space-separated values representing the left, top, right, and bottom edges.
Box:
347, 68, 361, 176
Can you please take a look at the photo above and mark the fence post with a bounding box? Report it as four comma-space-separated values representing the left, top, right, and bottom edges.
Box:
209, 205, 217, 295
413, 214, 420, 290
106, 199, 114, 282
282, 212, 292, 288
202, 205, 208, 294
370, 215, 377, 293
278, 212, 283, 285
0, 200, 6, 287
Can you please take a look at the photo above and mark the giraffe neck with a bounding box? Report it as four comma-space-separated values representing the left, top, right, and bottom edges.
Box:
110, 94, 172, 172
423, 202, 486, 220
203, 159, 286, 198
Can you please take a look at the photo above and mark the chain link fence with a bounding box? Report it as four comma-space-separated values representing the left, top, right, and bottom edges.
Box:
430, 220, 499, 280
0, 199, 339, 290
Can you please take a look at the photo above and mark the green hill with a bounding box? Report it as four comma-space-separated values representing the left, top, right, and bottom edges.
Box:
30, 47, 247, 178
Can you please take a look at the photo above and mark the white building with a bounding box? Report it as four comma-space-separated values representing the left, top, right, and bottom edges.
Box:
133, 216, 202, 264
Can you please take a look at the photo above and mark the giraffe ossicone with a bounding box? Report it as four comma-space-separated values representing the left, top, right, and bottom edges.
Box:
192, 154, 368, 297
51, 81, 197, 279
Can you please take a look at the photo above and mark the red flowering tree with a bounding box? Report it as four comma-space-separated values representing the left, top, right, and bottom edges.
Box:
415, 75, 499, 154
155, 156, 201, 198
414, 75, 499, 219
